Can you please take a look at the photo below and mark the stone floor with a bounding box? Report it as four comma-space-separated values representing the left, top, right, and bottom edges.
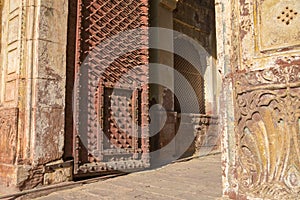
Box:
34, 154, 222, 200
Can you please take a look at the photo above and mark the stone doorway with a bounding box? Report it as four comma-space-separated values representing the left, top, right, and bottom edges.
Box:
65, 0, 151, 177
64, 0, 219, 177
0, 1, 298, 199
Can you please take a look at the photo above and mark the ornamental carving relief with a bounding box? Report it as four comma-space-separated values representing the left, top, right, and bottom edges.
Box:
236, 64, 300, 88
194, 115, 219, 155
235, 65, 300, 199
0, 108, 18, 164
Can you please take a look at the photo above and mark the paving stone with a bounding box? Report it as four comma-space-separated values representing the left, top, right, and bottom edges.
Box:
34, 154, 222, 200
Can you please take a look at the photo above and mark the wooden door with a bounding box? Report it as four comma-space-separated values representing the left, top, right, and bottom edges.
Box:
73, 0, 150, 176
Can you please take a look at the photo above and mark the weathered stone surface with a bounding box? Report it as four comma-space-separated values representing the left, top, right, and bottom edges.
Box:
217, 0, 300, 199
0, 164, 16, 187
0, 0, 68, 190
17, 166, 44, 191
44, 160, 73, 185
0, 108, 18, 165
37, 5, 68, 44
33, 107, 65, 165
7, 48, 20, 74
7, 16, 19, 44
34, 40, 67, 80
34, 155, 222, 200
234, 65, 300, 199
9, 0, 20, 13
258, 0, 300, 52
33, 78, 65, 107
194, 115, 219, 155
4, 80, 17, 102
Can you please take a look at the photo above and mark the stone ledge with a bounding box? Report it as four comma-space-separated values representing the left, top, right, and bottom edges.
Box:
160, 0, 178, 11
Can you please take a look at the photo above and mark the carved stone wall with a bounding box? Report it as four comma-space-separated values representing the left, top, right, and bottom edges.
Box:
0, 0, 69, 190
0, 0, 21, 107
0, 108, 18, 164
0, 108, 18, 185
217, 0, 300, 199
18, 0, 68, 189
175, 113, 219, 158
0, 0, 23, 187
235, 64, 300, 199
194, 114, 219, 155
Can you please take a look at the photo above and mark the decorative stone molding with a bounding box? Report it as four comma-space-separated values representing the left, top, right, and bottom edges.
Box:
0, 107, 18, 186
177, 113, 220, 157
0, 108, 18, 165
193, 114, 219, 155
234, 65, 300, 199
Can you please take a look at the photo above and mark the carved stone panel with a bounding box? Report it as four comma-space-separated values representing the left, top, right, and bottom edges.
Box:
218, 0, 300, 199
234, 65, 300, 199
257, 0, 300, 52
193, 115, 219, 155
0, 108, 18, 164
7, 16, 19, 45
237, 0, 300, 70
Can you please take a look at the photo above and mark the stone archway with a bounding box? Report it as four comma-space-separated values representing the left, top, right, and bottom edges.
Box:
173, 38, 205, 114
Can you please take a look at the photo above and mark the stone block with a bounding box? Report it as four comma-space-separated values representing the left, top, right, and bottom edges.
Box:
258, 0, 300, 52
33, 78, 65, 107
32, 107, 64, 165
7, 15, 19, 44
9, 0, 20, 13
0, 108, 18, 164
4, 80, 17, 102
0, 164, 16, 187
34, 40, 67, 80
37, 5, 68, 44
44, 160, 73, 185
7, 48, 19, 74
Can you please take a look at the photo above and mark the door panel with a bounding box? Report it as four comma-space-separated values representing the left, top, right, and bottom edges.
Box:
73, 0, 149, 176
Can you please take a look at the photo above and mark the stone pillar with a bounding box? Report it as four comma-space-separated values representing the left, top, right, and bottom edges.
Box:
0, 0, 27, 187
149, 0, 178, 164
149, 0, 176, 105
0, 0, 69, 190
217, 0, 300, 199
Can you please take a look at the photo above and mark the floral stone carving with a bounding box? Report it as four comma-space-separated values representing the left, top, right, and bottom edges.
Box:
235, 65, 300, 199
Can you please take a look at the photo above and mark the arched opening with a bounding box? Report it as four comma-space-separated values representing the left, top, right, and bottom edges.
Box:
174, 38, 205, 114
